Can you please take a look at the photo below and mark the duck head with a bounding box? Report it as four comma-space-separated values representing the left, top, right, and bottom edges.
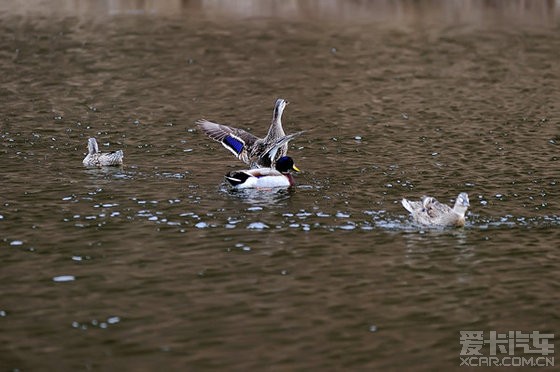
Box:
275, 156, 300, 174
453, 192, 470, 216
273, 98, 288, 122
87, 137, 99, 155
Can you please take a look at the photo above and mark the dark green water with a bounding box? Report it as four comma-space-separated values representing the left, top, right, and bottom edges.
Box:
1, 1, 559, 370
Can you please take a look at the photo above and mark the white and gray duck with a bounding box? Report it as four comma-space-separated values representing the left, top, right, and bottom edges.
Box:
82, 137, 124, 167
224, 156, 300, 189
197, 98, 304, 168
401, 192, 470, 227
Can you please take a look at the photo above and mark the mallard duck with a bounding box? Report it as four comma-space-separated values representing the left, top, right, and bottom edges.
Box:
197, 98, 304, 168
224, 156, 300, 189
82, 137, 124, 167
401, 192, 470, 227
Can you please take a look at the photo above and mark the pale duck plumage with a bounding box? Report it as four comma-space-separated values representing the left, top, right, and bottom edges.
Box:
401, 192, 470, 227
82, 137, 124, 167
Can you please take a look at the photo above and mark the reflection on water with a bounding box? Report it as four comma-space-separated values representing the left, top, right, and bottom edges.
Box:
1, 0, 560, 370
1, 0, 559, 25
223, 186, 295, 207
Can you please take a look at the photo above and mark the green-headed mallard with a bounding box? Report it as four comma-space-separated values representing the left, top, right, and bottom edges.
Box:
225, 156, 300, 189
197, 98, 304, 168
401, 192, 470, 227
82, 137, 124, 167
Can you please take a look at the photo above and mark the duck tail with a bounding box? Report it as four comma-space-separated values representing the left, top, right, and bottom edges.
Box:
225, 171, 251, 187
401, 198, 414, 213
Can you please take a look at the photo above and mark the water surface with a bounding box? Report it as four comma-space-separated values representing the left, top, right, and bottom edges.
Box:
1, 1, 559, 370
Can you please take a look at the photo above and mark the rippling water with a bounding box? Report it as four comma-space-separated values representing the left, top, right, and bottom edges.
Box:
1, 1, 559, 370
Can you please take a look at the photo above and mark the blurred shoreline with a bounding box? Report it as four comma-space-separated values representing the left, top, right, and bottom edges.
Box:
0, 0, 558, 26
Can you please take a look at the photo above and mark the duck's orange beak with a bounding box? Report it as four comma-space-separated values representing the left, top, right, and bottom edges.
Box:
292, 164, 300, 172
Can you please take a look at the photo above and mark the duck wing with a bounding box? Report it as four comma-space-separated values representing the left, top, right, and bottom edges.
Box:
261, 131, 305, 164
246, 168, 282, 177
422, 196, 453, 218
423, 196, 466, 226
197, 119, 260, 164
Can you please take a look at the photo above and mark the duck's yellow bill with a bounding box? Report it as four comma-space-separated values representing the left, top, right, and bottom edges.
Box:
292, 165, 300, 172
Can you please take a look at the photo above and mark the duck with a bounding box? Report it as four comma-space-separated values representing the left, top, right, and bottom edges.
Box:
401, 192, 470, 227
82, 137, 124, 167
197, 98, 304, 168
224, 156, 300, 189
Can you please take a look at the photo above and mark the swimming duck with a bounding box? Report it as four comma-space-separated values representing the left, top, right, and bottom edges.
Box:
197, 98, 304, 168
401, 192, 470, 227
82, 137, 124, 167
225, 156, 300, 189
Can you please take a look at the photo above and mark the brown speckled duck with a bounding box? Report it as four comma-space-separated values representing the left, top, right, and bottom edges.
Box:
82, 137, 124, 167
401, 192, 470, 227
196, 98, 304, 168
